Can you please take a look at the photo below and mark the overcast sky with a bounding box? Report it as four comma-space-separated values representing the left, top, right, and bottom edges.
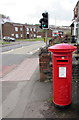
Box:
0, 0, 78, 26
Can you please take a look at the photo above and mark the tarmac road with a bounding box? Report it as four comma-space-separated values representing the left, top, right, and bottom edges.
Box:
0, 41, 45, 77
1, 41, 45, 65
1, 41, 44, 52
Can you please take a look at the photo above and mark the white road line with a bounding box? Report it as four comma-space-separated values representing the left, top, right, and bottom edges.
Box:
26, 48, 40, 55
0, 49, 14, 54
0, 44, 45, 55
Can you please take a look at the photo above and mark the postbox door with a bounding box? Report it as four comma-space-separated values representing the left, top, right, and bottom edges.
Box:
53, 56, 72, 105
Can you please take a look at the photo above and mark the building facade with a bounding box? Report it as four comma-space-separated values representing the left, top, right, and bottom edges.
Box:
2, 22, 53, 39
71, 0, 79, 43
25, 24, 38, 39
2, 22, 70, 40
2, 22, 25, 39
2, 22, 39, 39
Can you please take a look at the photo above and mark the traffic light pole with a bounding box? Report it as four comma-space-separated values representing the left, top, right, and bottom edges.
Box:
45, 29, 48, 48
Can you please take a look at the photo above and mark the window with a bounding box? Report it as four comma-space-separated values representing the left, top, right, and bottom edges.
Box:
76, 23, 79, 27
26, 28, 29, 31
34, 28, 36, 32
27, 31, 29, 34
21, 34, 23, 37
15, 27, 18, 31
30, 28, 32, 31
20, 27, 22, 31
31, 34, 32, 38
76, 23, 79, 38
15, 34, 19, 38
34, 34, 36, 38
11, 34, 14, 36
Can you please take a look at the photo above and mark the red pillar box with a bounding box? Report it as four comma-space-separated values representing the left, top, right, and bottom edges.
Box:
48, 43, 77, 107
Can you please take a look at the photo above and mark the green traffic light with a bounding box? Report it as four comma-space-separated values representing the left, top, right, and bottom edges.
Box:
42, 24, 46, 27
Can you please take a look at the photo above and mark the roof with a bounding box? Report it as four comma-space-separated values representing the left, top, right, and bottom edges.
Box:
70, 22, 74, 27
73, 0, 79, 11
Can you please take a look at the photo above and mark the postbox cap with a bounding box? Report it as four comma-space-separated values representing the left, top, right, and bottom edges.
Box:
48, 43, 77, 53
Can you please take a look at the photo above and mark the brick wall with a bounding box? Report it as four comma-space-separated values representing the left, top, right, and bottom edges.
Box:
2, 22, 14, 37
37, 30, 52, 38
39, 47, 52, 82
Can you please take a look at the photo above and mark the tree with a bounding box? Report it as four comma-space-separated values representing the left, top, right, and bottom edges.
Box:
0, 14, 11, 39
0, 14, 11, 23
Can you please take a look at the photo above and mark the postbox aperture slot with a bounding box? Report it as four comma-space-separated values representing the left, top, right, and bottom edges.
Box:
57, 60, 68, 62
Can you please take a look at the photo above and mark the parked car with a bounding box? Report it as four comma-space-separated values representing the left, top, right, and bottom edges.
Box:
10, 37, 16, 42
3, 36, 16, 42
3, 36, 10, 42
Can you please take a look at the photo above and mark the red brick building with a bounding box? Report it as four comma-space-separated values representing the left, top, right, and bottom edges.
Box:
2, 22, 25, 39
24, 24, 38, 39
37, 29, 52, 38
2, 22, 52, 39
2, 22, 70, 39
2, 22, 39, 39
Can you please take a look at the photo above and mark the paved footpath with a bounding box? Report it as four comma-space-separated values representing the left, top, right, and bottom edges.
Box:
0, 57, 39, 81
0, 54, 51, 118
0, 64, 17, 78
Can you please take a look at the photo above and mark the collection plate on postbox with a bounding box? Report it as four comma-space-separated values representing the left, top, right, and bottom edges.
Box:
59, 67, 66, 78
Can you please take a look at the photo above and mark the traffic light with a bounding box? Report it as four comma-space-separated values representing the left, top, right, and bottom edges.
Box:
39, 12, 48, 29
39, 18, 43, 29
42, 12, 48, 28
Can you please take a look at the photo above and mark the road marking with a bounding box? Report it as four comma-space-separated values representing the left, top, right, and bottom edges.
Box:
0, 44, 45, 55
0, 49, 14, 54
0, 47, 40, 55
26, 48, 40, 55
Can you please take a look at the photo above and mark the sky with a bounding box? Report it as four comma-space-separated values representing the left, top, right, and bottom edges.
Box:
0, 0, 78, 26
